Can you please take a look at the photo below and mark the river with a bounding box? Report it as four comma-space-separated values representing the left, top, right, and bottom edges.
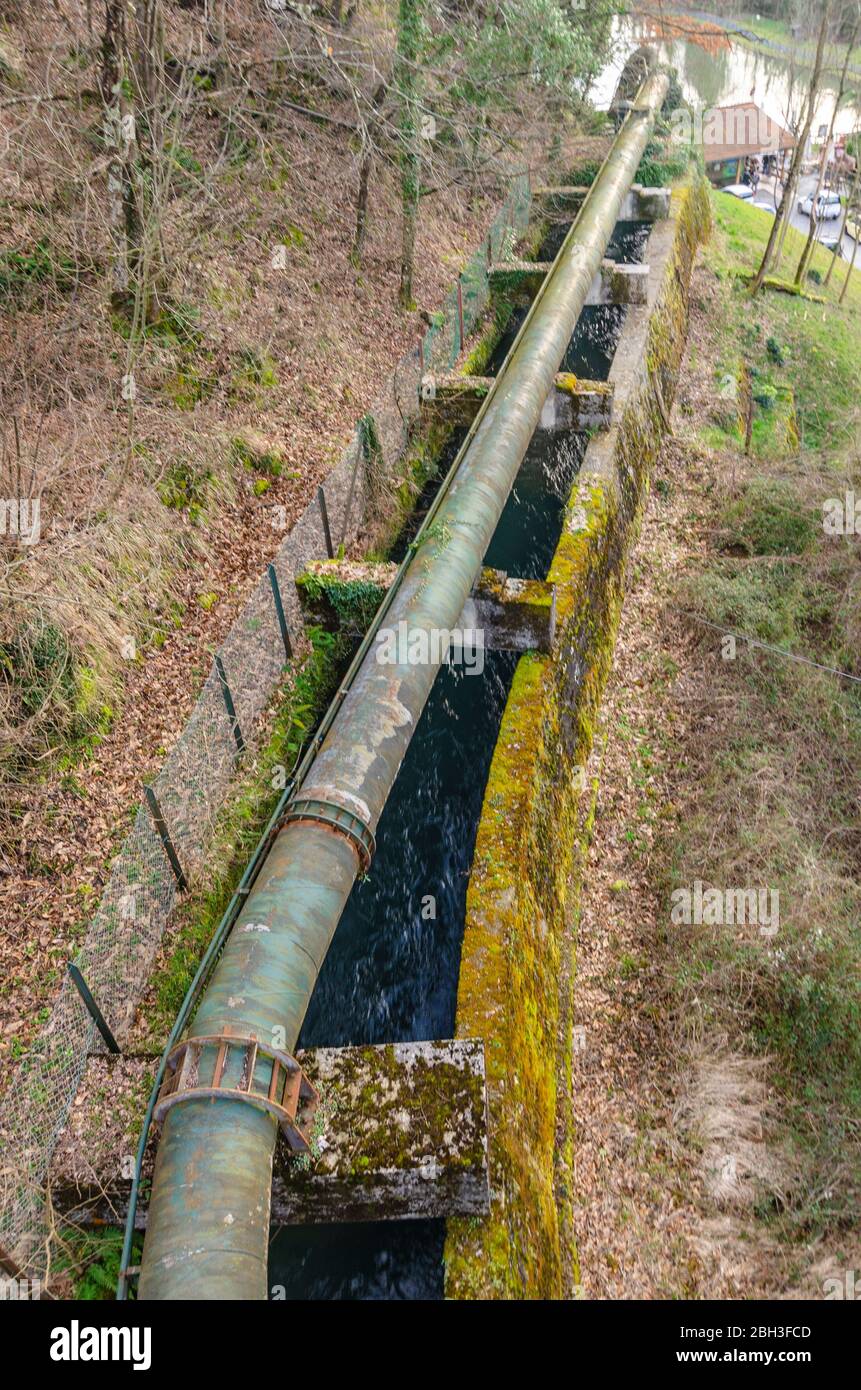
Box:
590, 13, 861, 140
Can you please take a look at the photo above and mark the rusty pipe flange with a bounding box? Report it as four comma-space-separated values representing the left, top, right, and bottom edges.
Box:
278, 796, 376, 875
153, 1032, 318, 1153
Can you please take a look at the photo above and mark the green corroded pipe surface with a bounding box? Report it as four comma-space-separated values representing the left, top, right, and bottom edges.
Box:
138, 66, 669, 1300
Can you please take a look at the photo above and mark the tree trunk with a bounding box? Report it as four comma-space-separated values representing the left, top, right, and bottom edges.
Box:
840, 167, 861, 303
100, 0, 132, 304
795, 19, 857, 286
206, 0, 227, 89
772, 60, 802, 272
825, 137, 861, 288
352, 80, 388, 267
129, 0, 167, 322
396, 0, 422, 309
750, 5, 830, 295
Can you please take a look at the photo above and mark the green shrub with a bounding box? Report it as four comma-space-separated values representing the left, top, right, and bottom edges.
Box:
0, 240, 78, 302
719, 479, 819, 557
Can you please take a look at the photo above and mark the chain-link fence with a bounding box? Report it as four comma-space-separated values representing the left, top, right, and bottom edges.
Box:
0, 176, 532, 1281
422, 175, 531, 370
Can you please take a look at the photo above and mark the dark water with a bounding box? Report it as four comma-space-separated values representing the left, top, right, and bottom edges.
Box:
540, 217, 651, 265
270, 1220, 446, 1301
268, 218, 639, 1301
298, 650, 518, 1051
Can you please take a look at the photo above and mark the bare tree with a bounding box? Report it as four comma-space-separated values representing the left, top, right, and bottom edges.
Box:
840, 143, 861, 300
794, 7, 859, 286
396, 0, 422, 308
352, 78, 389, 266
750, 3, 831, 295
100, 0, 138, 307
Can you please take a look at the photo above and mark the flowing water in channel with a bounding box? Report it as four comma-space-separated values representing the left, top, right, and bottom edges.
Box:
268, 222, 643, 1300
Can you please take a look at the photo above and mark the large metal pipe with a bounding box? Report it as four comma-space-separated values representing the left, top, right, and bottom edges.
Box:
138, 67, 668, 1300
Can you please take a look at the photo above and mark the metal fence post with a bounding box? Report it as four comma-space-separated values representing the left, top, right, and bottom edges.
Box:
144, 785, 189, 891
67, 963, 121, 1054
268, 563, 293, 661
215, 654, 245, 754
317, 484, 334, 559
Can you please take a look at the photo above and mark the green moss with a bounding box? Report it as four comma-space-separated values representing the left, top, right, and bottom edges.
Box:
113, 298, 201, 349
231, 434, 285, 479
292, 1046, 485, 1181
0, 239, 79, 301
157, 460, 212, 516
279, 223, 308, 251
462, 297, 517, 377
163, 363, 216, 411
296, 562, 390, 635
230, 346, 279, 400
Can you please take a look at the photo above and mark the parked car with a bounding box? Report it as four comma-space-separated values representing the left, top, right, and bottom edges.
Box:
721, 183, 754, 201
818, 236, 845, 258
797, 191, 843, 220
752, 201, 777, 215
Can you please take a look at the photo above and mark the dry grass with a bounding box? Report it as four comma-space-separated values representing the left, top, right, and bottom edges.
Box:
675, 1051, 797, 1211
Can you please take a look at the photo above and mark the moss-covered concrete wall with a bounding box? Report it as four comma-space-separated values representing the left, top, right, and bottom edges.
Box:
444, 174, 712, 1299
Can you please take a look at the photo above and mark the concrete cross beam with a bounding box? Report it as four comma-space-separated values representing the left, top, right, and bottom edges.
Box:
491, 257, 652, 310
50, 1040, 490, 1230
541, 373, 614, 430
488, 260, 553, 298
530, 185, 590, 218
422, 371, 613, 431
297, 559, 557, 654
420, 372, 495, 426
467, 568, 556, 654
600, 258, 650, 305
620, 183, 672, 221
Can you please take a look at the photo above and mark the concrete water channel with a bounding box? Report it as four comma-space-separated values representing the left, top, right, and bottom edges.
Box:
124, 66, 680, 1301
269, 229, 642, 1300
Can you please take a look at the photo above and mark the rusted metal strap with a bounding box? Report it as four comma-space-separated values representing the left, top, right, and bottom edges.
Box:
278, 795, 376, 875
154, 1032, 318, 1153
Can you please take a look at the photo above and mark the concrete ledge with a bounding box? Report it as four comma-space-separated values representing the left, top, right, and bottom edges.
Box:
601, 259, 650, 305
297, 559, 557, 653
488, 260, 552, 297
50, 1039, 490, 1228
465, 570, 556, 654
620, 183, 672, 221
531, 185, 590, 218
542, 375, 614, 431
423, 372, 613, 431
420, 372, 493, 426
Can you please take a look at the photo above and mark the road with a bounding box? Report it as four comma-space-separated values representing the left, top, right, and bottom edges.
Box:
745, 171, 859, 263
